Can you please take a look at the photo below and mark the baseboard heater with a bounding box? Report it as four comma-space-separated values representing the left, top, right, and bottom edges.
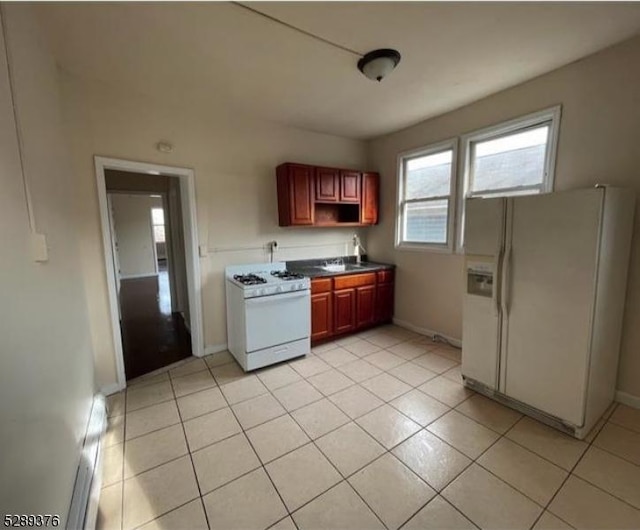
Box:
66, 394, 107, 530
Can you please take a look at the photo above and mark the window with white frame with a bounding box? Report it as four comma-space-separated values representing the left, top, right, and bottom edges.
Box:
396, 140, 457, 249
458, 106, 561, 246
151, 207, 166, 243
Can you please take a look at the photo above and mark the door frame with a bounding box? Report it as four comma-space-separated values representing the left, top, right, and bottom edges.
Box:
95, 156, 204, 391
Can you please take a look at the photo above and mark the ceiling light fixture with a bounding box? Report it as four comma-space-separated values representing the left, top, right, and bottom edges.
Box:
357, 49, 402, 82
232, 2, 401, 82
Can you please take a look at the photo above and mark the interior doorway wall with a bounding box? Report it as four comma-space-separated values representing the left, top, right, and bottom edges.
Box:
95, 157, 203, 390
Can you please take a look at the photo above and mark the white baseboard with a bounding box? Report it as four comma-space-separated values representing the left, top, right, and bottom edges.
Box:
204, 343, 228, 356
615, 390, 640, 409
100, 382, 123, 396
120, 272, 158, 280
67, 394, 107, 530
392, 318, 462, 348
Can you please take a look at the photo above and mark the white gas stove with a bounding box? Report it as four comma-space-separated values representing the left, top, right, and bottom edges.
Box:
225, 262, 310, 371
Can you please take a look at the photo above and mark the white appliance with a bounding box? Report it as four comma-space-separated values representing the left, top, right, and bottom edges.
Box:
225, 262, 311, 371
462, 186, 635, 439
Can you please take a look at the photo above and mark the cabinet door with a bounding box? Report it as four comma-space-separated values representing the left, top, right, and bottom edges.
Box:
376, 282, 394, 323
356, 285, 376, 328
315, 168, 339, 202
361, 172, 379, 224
288, 165, 314, 225
311, 292, 333, 341
334, 288, 356, 334
340, 171, 361, 202
277, 164, 313, 226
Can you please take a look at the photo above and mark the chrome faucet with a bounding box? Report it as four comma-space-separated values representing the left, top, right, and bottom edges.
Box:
353, 235, 366, 264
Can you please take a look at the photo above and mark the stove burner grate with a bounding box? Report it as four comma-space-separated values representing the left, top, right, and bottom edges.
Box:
233, 273, 267, 285
271, 270, 305, 281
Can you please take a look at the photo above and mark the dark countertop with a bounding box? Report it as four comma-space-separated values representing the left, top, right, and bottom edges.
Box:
286, 256, 395, 279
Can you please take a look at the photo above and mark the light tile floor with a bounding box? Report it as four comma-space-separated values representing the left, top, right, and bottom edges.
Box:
99, 325, 640, 530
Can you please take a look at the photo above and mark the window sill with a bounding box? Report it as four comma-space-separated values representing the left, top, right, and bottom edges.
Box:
395, 242, 453, 254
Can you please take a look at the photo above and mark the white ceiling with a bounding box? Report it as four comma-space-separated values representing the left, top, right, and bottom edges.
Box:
36, 2, 640, 139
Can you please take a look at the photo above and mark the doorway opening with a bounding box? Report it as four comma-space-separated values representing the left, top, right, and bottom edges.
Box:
95, 157, 203, 391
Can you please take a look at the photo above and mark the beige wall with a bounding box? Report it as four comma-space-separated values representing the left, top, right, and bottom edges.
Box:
60, 73, 368, 389
367, 34, 640, 399
110, 193, 162, 278
0, 4, 95, 522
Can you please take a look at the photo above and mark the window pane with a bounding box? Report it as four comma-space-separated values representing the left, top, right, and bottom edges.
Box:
153, 225, 165, 243
151, 207, 164, 225
471, 124, 549, 193
404, 200, 448, 244
405, 150, 452, 199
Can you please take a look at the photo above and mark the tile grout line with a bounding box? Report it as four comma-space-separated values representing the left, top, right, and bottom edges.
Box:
124, 342, 456, 450
555, 421, 640, 516
120, 390, 127, 530
589, 438, 640, 469
118, 358, 438, 525
526, 410, 612, 530
103, 331, 444, 528
279, 401, 390, 530
282, 344, 468, 528
226, 334, 447, 528
114, 330, 635, 530
166, 368, 212, 530
207, 364, 302, 530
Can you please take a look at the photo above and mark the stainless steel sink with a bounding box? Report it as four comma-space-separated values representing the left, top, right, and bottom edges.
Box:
320, 263, 370, 272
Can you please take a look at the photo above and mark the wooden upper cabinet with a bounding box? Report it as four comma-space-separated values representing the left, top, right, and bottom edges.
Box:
315, 168, 340, 202
361, 172, 379, 225
340, 171, 361, 202
277, 162, 378, 227
277, 163, 314, 226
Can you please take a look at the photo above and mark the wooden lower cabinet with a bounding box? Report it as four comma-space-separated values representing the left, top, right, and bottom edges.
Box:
356, 285, 376, 328
310, 270, 394, 344
334, 288, 356, 334
376, 281, 394, 323
311, 291, 333, 341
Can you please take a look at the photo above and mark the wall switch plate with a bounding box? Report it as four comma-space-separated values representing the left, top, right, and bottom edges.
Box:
30, 232, 48, 262
199, 244, 208, 258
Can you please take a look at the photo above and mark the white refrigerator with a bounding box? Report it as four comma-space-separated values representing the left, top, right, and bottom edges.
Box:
462, 186, 634, 439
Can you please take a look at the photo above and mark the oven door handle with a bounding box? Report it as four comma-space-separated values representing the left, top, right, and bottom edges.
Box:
246, 290, 309, 304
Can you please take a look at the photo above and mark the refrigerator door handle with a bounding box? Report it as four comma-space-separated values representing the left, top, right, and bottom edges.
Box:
493, 247, 504, 316
503, 246, 513, 315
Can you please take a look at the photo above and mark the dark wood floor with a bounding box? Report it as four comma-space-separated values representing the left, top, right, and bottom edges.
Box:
120, 269, 191, 380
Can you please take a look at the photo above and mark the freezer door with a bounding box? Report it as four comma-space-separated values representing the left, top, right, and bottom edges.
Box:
462, 259, 501, 390
464, 197, 506, 256
502, 189, 603, 426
